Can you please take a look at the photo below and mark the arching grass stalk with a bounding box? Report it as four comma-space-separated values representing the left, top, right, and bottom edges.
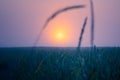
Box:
33, 5, 86, 47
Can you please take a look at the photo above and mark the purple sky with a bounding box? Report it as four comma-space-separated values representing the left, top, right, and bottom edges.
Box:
0, 0, 120, 47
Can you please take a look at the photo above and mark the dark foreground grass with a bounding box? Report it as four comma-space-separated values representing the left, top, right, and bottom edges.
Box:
0, 47, 120, 80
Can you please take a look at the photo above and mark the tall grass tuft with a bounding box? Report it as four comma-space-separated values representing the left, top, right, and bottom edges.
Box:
32, 0, 96, 50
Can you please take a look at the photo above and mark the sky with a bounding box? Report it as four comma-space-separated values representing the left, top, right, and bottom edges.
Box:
0, 0, 120, 47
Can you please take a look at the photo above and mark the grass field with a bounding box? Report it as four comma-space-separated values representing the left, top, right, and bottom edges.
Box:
0, 47, 120, 80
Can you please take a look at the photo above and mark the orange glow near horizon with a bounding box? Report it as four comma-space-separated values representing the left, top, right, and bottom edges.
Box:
50, 24, 70, 44
55, 31, 65, 41
43, 20, 73, 46
53, 28, 67, 42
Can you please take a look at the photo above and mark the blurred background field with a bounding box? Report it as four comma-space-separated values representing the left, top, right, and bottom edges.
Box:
0, 47, 120, 80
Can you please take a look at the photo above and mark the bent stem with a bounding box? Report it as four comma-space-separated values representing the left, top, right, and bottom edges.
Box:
77, 17, 88, 50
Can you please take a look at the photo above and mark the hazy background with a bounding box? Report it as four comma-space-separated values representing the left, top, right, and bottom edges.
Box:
0, 0, 120, 47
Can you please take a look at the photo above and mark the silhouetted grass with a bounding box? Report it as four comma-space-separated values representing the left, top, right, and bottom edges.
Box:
90, 0, 95, 47
77, 17, 88, 48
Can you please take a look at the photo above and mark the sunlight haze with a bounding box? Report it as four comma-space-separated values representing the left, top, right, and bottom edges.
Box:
0, 0, 120, 47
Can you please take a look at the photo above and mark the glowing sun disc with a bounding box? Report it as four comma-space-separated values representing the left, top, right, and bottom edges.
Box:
56, 32, 64, 40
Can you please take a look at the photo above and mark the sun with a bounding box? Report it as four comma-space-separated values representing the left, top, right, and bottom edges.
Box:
50, 27, 68, 43
55, 31, 65, 41
44, 21, 72, 45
